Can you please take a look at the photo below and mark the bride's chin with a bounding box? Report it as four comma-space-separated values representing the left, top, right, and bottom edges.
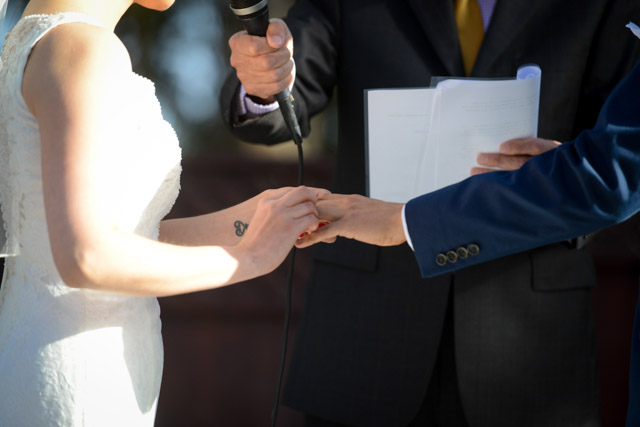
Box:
135, 0, 176, 12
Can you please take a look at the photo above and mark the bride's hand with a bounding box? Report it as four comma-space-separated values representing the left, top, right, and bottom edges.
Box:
236, 186, 321, 274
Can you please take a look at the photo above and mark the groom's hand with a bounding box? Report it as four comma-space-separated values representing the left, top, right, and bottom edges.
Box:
472, 137, 561, 175
296, 194, 406, 248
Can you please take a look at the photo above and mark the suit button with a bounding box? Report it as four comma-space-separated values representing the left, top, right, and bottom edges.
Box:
467, 243, 480, 256
446, 250, 458, 263
456, 247, 469, 259
436, 253, 448, 266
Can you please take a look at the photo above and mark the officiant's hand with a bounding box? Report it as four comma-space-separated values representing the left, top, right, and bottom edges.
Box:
472, 137, 560, 175
228, 18, 294, 103
295, 194, 406, 248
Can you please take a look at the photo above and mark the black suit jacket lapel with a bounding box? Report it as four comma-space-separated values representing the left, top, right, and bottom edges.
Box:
473, 0, 540, 75
406, 0, 465, 76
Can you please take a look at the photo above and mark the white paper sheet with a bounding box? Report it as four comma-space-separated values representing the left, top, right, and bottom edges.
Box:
627, 22, 640, 39
366, 65, 541, 203
365, 89, 437, 204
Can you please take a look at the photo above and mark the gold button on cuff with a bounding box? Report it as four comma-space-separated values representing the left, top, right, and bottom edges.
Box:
446, 250, 458, 263
456, 247, 469, 259
436, 253, 448, 266
467, 243, 480, 256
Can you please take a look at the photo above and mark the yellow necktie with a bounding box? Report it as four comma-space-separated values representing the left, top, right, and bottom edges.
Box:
455, 0, 484, 76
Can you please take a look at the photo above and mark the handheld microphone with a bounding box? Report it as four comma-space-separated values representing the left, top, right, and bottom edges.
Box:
228, 3, 304, 427
229, 0, 303, 148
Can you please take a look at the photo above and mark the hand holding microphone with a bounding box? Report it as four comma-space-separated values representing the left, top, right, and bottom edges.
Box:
228, 18, 295, 103
229, 0, 303, 159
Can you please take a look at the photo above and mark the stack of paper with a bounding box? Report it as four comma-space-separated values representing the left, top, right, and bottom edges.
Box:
365, 65, 541, 203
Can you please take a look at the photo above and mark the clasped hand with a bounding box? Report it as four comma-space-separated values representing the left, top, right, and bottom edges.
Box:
296, 137, 560, 249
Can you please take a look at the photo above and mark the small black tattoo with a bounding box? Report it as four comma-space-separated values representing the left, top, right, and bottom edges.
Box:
234, 220, 249, 237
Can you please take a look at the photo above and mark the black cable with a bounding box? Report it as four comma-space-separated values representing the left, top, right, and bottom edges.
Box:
270, 245, 296, 427
270, 112, 304, 427
227, 2, 305, 425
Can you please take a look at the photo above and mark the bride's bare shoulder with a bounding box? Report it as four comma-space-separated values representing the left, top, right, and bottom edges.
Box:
23, 22, 132, 113
37, 22, 130, 71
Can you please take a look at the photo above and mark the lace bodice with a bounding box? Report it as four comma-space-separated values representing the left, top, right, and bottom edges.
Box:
0, 13, 181, 426
0, 13, 182, 281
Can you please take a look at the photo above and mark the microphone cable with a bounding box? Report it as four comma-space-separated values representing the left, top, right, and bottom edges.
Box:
227, 2, 304, 425
271, 130, 303, 427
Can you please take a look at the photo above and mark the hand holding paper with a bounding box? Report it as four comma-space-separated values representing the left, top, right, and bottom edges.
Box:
473, 137, 560, 175
366, 65, 542, 203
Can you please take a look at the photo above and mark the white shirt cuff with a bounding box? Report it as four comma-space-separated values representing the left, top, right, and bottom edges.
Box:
236, 85, 280, 119
402, 204, 414, 250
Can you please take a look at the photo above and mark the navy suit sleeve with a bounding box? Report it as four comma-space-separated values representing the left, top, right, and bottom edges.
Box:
405, 60, 640, 278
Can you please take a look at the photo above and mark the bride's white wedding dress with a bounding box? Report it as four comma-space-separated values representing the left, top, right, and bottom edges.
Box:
0, 13, 181, 426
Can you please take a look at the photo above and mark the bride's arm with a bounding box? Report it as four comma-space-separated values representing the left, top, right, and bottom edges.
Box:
159, 186, 326, 247
160, 197, 259, 247
160, 188, 298, 246
23, 24, 318, 297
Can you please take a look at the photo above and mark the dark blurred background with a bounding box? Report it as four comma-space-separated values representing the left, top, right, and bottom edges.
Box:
1, 1, 639, 426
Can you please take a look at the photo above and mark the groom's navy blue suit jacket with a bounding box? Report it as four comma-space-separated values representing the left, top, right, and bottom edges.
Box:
406, 59, 640, 278
406, 59, 640, 425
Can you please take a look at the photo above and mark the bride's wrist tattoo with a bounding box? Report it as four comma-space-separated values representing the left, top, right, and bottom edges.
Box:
234, 220, 248, 237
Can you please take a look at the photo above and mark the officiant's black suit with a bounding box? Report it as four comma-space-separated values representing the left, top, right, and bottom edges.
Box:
221, 0, 640, 425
